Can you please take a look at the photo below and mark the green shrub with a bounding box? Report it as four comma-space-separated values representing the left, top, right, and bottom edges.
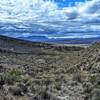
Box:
2, 69, 23, 85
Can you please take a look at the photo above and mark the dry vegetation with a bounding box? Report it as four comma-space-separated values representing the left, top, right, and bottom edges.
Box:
0, 36, 100, 100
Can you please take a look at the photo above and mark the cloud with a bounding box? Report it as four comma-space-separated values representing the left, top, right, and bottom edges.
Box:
0, 0, 99, 39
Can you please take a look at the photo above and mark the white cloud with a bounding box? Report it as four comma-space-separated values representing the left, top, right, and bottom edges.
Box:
0, 0, 99, 39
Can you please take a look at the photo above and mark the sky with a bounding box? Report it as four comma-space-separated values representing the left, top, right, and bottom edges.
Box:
0, 0, 99, 41
44, 0, 86, 7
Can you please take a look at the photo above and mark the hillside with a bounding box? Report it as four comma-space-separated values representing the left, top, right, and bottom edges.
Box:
0, 35, 100, 100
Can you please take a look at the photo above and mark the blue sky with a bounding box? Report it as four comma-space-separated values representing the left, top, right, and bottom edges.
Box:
54, 0, 85, 7
44, 0, 86, 7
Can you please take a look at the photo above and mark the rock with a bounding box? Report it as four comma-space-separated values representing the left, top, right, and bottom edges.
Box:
56, 96, 69, 100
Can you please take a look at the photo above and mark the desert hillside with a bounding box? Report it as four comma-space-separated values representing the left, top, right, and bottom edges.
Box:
0, 35, 100, 100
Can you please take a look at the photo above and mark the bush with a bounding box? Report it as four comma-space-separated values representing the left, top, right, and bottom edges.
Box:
18, 83, 28, 94
0, 75, 5, 87
9, 86, 23, 96
91, 88, 100, 100
0, 69, 22, 85
72, 72, 82, 83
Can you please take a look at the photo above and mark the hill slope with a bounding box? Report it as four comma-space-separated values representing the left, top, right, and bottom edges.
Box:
0, 35, 100, 100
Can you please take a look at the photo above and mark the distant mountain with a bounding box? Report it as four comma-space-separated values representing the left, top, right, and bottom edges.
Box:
19, 36, 100, 44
